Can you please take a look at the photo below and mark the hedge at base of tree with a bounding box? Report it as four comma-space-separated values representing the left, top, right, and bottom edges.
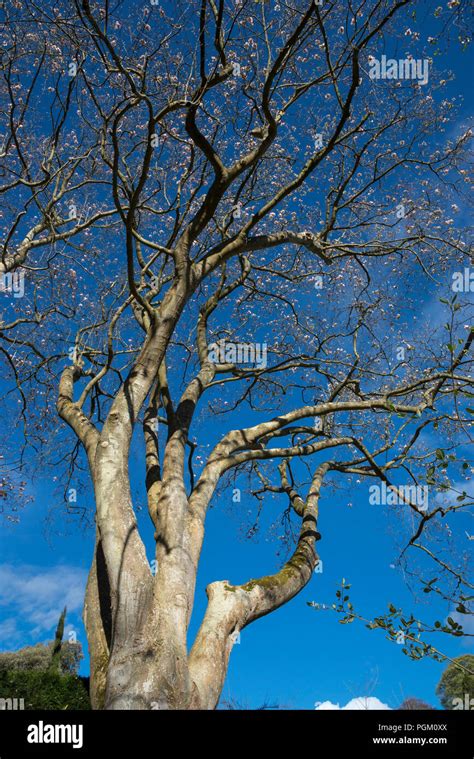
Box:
0, 670, 91, 710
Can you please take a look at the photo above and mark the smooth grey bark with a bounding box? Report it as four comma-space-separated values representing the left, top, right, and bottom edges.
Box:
58, 334, 333, 708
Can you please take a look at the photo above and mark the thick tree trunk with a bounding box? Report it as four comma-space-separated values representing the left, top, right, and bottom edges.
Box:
86, 461, 203, 710
84, 470, 326, 710
62, 275, 329, 710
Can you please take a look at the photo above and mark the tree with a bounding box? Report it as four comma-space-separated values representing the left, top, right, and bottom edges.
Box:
436, 656, 474, 710
397, 697, 436, 710
48, 606, 67, 674
0, 0, 472, 710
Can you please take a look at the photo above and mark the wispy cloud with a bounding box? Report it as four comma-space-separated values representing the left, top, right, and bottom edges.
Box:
0, 618, 18, 642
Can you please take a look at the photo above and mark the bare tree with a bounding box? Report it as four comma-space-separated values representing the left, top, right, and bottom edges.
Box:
0, 0, 472, 709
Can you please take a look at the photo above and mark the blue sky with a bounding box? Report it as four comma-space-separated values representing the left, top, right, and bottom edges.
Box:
0, 0, 473, 711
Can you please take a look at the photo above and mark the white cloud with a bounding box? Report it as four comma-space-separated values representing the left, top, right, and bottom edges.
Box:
0, 618, 18, 642
315, 696, 391, 710
0, 563, 87, 646
435, 479, 474, 506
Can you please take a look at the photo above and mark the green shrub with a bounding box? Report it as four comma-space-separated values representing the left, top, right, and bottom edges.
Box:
0, 641, 83, 676
0, 669, 91, 710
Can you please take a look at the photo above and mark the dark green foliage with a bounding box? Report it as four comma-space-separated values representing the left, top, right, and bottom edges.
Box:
48, 606, 67, 674
0, 670, 90, 710
0, 608, 89, 710
436, 655, 474, 710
